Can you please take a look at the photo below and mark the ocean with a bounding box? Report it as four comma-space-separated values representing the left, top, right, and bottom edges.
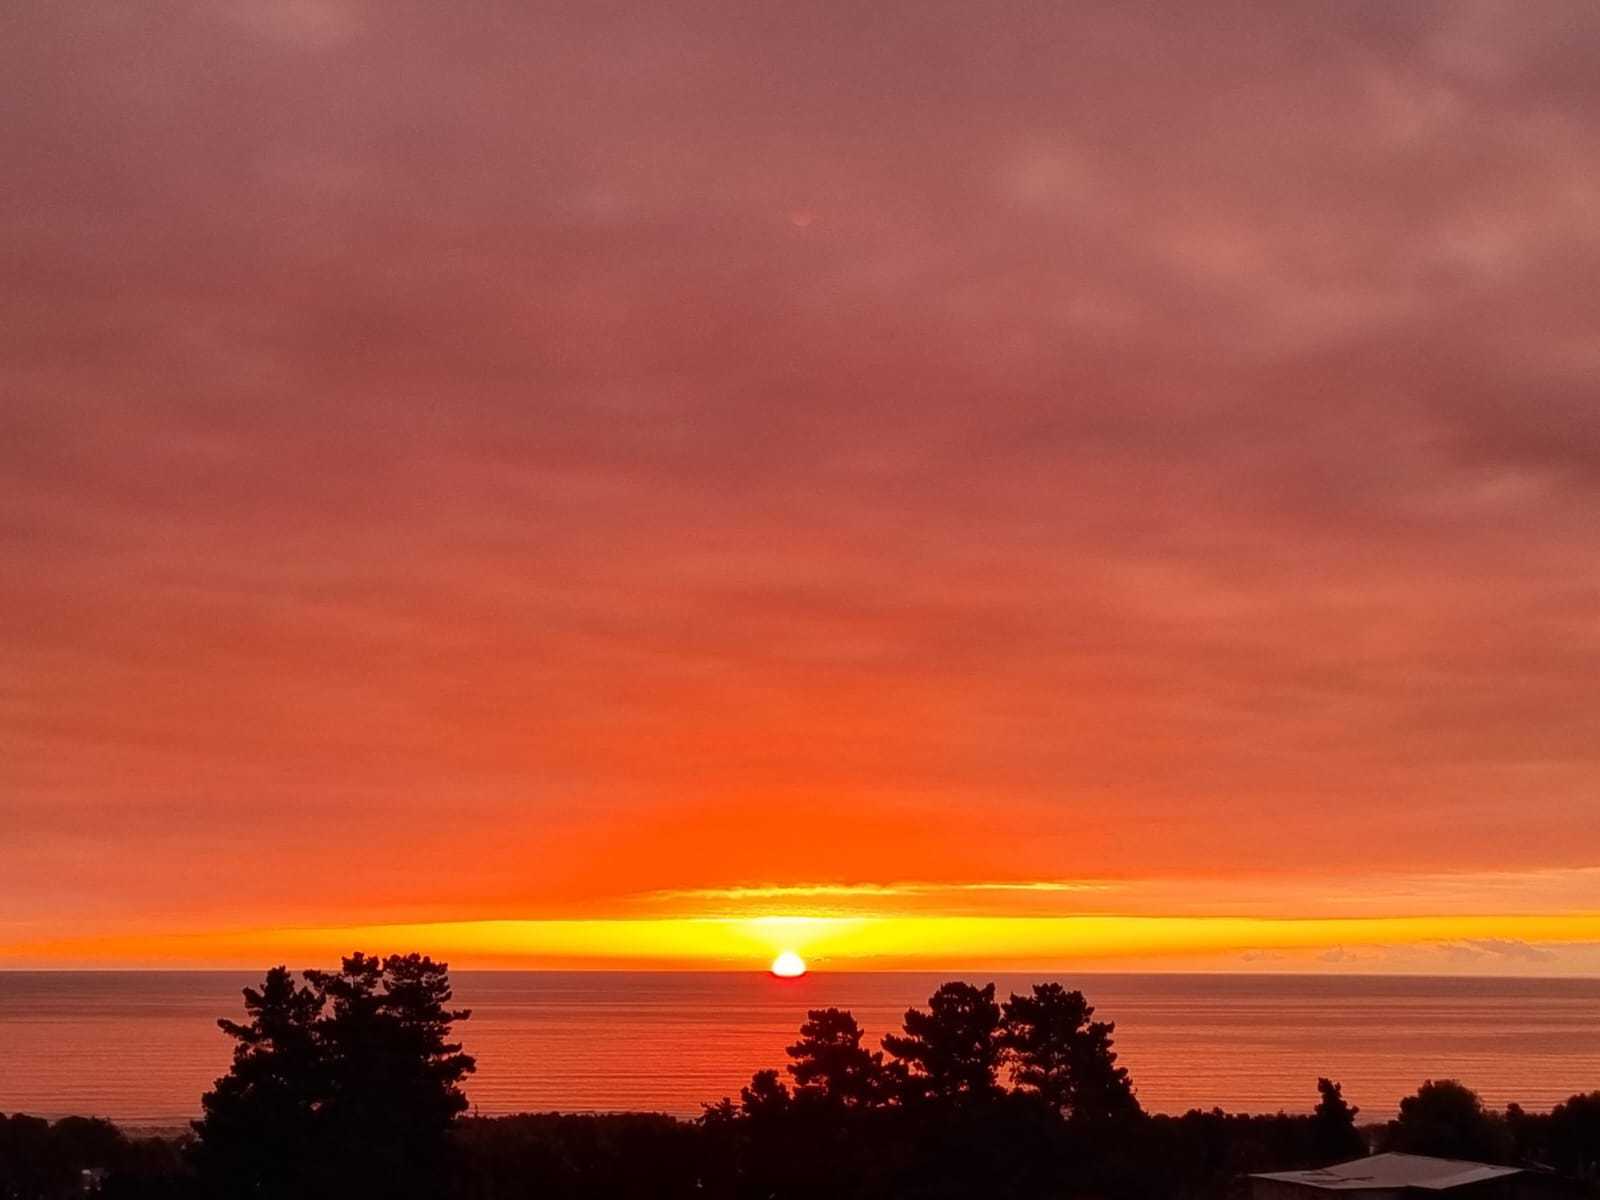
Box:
1, 972, 1597, 1127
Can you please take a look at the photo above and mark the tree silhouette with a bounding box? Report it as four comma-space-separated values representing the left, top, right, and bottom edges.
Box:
191, 965, 326, 1198
1311, 1078, 1364, 1162
786, 1008, 888, 1108
739, 1068, 793, 1120
1546, 1091, 1600, 1180
306, 953, 475, 1198
192, 953, 474, 1200
1391, 1079, 1504, 1162
882, 981, 1004, 1105
999, 983, 1139, 1122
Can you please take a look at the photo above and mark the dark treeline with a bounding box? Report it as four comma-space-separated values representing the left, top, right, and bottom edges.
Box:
4, 958, 1599, 1200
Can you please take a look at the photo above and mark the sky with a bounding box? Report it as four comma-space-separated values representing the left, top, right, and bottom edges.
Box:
3, 1, 1599, 972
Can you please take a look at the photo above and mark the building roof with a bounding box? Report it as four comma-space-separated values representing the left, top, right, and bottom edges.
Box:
1252, 1153, 1524, 1192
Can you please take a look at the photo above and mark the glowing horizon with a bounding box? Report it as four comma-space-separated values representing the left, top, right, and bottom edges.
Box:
9, 908, 1600, 975
9, 864, 1600, 972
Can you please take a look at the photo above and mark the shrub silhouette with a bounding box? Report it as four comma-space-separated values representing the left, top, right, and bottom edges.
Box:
1311, 1078, 1364, 1163
1390, 1079, 1506, 1162
1545, 1091, 1600, 1180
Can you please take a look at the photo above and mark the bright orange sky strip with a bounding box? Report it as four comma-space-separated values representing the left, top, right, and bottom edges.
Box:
10, 911, 1600, 975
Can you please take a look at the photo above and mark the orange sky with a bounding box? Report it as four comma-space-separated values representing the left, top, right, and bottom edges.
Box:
3, 2, 1599, 972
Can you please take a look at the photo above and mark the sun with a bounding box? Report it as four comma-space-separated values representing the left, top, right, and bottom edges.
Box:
769, 950, 807, 978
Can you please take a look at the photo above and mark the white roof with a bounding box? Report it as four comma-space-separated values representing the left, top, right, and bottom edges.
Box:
1253, 1153, 1523, 1191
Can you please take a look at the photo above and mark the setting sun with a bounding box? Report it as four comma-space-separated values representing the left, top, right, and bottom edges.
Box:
770, 950, 807, 978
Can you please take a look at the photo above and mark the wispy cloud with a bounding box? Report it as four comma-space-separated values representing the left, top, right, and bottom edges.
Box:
1450, 938, 1557, 963
629, 869, 1600, 922
644, 880, 1121, 903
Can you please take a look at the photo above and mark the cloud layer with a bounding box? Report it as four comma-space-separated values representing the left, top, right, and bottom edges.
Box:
3, 1, 1599, 959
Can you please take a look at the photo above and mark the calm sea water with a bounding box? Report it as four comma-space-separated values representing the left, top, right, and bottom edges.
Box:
1, 972, 1597, 1127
